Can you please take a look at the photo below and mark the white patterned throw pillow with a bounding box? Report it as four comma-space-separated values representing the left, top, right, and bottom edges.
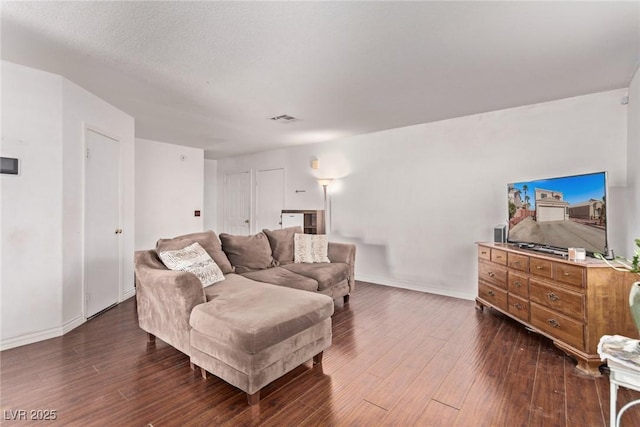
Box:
294, 233, 330, 264
158, 242, 224, 286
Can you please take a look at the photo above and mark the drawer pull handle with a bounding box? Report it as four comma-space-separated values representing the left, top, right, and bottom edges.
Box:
488, 272, 495, 278
536, 266, 543, 270
514, 281, 522, 287
547, 292, 560, 301
488, 290, 495, 297
513, 260, 520, 265
514, 303, 522, 310
563, 271, 570, 276
481, 251, 487, 255
548, 319, 560, 328
496, 256, 503, 259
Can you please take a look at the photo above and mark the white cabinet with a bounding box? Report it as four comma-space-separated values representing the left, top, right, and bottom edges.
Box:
281, 210, 325, 234
281, 213, 304, 229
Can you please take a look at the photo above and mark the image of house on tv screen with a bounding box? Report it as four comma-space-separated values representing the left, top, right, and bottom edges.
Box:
507, 173, 607, 254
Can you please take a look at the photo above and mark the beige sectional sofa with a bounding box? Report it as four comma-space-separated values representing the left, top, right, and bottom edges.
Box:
134, 227, 356, 404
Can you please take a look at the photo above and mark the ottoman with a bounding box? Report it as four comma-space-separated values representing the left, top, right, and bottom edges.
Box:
189, 281, 334, 405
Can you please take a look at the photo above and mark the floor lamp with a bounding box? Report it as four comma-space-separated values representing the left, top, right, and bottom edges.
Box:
317, 178, 333, 233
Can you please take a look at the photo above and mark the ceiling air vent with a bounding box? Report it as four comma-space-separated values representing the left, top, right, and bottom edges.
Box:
270, 114, 297, 122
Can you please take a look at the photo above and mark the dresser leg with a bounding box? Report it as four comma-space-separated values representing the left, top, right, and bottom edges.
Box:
475, 299, 485, 311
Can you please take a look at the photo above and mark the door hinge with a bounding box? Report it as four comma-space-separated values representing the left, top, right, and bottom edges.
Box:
86, 148, 90, 159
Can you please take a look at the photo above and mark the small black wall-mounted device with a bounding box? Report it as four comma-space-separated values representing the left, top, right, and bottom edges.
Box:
0, 157, 19, 175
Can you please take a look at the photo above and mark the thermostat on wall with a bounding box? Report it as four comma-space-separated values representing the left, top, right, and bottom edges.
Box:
0, 157, 19, 175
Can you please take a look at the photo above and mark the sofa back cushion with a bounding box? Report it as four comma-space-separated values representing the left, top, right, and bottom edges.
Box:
219, 231, 276, 274
156, 230, 234, 274
263, 226, 302, 265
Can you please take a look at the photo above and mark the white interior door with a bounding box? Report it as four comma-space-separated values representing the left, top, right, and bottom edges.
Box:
256, 168, 285, 232
223, 171, 251, 235
85, 129, 121, 318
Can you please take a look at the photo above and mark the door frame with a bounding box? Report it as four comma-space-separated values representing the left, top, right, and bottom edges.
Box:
82, 124, 124, 320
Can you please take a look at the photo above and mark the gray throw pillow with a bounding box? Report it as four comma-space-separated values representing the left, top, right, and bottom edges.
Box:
219, 231, 277, 274
263, 226, 302, 265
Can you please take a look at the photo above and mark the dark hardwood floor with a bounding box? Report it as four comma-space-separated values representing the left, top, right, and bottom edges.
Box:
2, 281, 639, 426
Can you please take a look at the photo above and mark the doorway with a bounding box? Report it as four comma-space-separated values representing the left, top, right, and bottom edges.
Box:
255, 168, 285, 232
84, 129, 121, 318
223, 171, 251, 234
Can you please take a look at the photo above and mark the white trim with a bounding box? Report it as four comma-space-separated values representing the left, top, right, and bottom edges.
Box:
356, 274, 476, 301
0, 314, 86, 351
122, 287, 136, 300
62, 313, 85, 334
0, 327, 61, 351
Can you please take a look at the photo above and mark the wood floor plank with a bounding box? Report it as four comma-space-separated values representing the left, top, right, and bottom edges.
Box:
450, 316, 522, 426
1, 281, 638, 426
564, 357, 605, 427
431, 312, 506, 409
414, 399, 459, 426
528, 343, 567, 427
489, 329, 541, 427
364, 335, 446, 410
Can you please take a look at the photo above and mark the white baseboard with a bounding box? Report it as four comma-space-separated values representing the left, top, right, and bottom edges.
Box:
1, 313, 86, 351
1, 290, 138, 351
356, 274, 476, 301
63, 313, 85, 334
122, 287, 136, 300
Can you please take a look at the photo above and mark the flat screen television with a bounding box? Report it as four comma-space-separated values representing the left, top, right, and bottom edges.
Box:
507, 171, 608, 256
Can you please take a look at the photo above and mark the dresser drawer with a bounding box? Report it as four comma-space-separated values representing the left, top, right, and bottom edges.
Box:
554, 263, 585, 289
478, 282, 508, 311
529, 279, 584, 321
478, 246, 491, 260
508, 294, 529, 323
508, 271, 529, 298
479, 261, 507, 289
491, 249, 507, 265
508, 252, 529, 272
530, 258, 553, 279
531, 303, 584, 350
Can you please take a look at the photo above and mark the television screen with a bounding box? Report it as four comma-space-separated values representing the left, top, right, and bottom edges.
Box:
507, 171, 608, 255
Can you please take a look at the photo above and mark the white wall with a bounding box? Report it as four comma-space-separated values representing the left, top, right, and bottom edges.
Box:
1, 61, 135, 349
218, 89, 630, 300
135, 138, 204, 250
627, 67, 640, 257
1, 62, 64, 345
204, 159, 218, 232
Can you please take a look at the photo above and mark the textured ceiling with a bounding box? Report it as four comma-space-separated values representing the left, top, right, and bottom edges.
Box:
2, 1, 639, 159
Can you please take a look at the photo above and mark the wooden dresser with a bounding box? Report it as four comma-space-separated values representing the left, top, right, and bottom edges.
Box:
476, 242, 638, 374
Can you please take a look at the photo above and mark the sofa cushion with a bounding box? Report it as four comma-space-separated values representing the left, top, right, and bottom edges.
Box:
263, 226, 302, 265
241, 267, 319, 292
203, 273, 257, 301
190, 281, 334, 354
294, 233, 330, 263
282, 262, 350, 291
156, 230, 234, 274
158, 242, 224, 286
219, 232, 276, 274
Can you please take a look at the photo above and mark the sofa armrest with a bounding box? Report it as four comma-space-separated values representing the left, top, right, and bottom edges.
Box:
134, 250, 206, 355
328, 242, 356, 293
